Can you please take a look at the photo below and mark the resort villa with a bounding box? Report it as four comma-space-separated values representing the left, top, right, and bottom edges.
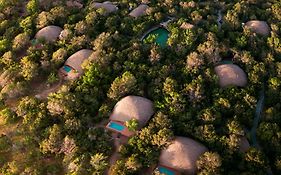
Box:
59, 49, 93, 80
35, 25, 63, 42
106, 95, 154, 137
245, 20, 270, 36
91, 1, 118, 14
215, 64, 248, 88
129, 4, 149, 18
156, 136, 208, 175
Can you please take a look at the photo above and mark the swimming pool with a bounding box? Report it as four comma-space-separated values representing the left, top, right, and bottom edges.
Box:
143, 27, 169, 47
63, 65, 72, 73
108, 122, 125, 132
158, 166, 176, 175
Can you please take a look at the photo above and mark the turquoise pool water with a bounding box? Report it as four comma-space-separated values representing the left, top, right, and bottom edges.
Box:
63, 65, 72, 73
108, 122, 125, 131
143, 28, 169, 47
158, 166, 175, 175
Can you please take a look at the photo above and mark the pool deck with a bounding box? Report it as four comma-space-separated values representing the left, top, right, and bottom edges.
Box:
106, 120, 134, 137
59, 64, 80, 80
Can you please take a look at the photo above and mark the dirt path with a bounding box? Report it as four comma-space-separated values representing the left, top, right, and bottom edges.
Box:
34, 78, 63, 99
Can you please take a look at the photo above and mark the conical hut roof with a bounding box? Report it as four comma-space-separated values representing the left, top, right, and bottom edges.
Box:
159, 136, 208, 174
92, 1, 118, 13
129, 4, 148, 18
215, 64, 247, 88
64, 49, 93, 74
110, 95, 154, 128
35, 25, 63, 42
245, 20, 270, 36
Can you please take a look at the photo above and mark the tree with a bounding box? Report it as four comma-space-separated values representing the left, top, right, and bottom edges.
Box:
12, 33, 29, 51
26, 0, 39, 14
186, 52, 204, 72
20, 16, 35, 34
51, 48, 67, 68
40, 124, 63, 154
36, 11, 54, 29
20, 56, 39, 81
90, 153, 108, 175
107, 71, 137, 101
125, 119, 139, 132
109, 160, 128, 175
196, 152, 222, 175
125, 154, 142, 171
0, 107, 17, 124
244, 148, 269, 173
1, 51, 14, 66
0, 38, 10, 53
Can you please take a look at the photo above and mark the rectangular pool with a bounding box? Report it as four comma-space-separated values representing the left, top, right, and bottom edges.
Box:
158, 166, 176, 175
108, 121, 125, 132
63, 65, 72, 73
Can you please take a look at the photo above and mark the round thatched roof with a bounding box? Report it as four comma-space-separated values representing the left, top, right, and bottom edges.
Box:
35, 25, 63, 42
129, 4, 148, 18
66, 0, 83, 9
215, 64, 247, 88
64, 49, 93, 74
159, 136, 208, 174
239, 136, 250, 153
110, 96, 154, 128
92, 1, 118, 13
245, 20, 270, 36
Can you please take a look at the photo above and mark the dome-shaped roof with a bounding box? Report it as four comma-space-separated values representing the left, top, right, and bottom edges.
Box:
239, 136, 250, 153
64, 49, 93, 74
129, 4, 148, 18
215, 64, 247, 88
159, 136, 208, 174
245, 20, 270, 36
35, 25, 63, 42
110, 96, 154, 128
92, 1, 118, 13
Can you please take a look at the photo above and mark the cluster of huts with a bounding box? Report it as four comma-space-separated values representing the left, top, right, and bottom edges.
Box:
32, 2, 271, 174
105, 94, 250, 174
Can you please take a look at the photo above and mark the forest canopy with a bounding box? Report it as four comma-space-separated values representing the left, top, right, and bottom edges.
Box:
0, 0, 281, 175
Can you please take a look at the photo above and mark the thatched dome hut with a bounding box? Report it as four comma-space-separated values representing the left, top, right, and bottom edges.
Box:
129, 4, 148, 18
91, 1, 118, 13
215, 64, 247, 88
66, 0, 83, 9
110, 96, 154, 128
159, 136, 208, 174
245, 20, 270, 36
61, 49, 93, 79
239, 136, 250, 153
35, 25, 63, 42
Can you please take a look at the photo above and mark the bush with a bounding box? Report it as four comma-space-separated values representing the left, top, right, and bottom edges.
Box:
0, 108, 18, 124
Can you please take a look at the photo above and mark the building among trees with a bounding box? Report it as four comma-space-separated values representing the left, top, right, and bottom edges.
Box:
156, 136, 208, 175
245, 20, 270, 36
106, 95, 154, 137
129, 4, 148, 18
35, 25, 63, 42
91, 1, 118, 14
59, 49, 93, 80
215, 64, 248, 88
